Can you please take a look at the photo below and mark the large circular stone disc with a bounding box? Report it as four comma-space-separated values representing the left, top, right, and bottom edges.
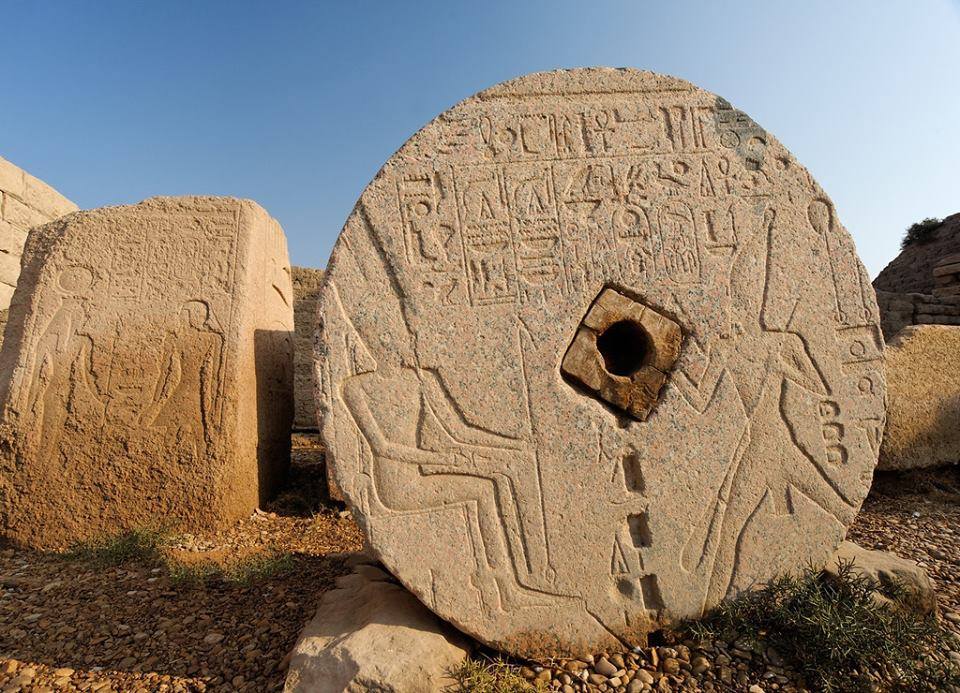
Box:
316, 68, 885, 658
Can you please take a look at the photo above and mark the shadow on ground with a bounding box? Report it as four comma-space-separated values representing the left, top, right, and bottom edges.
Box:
0, 433, 364, 692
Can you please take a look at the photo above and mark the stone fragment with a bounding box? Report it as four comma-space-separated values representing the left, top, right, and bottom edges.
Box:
292, 266, 324, 430
317, 68, 884, 657
283, 557, 470, 693
0, 197, 294, 549
0, 155, 77, 312
691, 655, 710, 674
878, 325, 960, 470
827, 541, 937, 616
933, 253, 960, 299
594, 657, 619, 677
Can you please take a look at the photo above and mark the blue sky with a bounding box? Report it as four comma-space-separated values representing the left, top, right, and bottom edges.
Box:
3, 1, 959, 276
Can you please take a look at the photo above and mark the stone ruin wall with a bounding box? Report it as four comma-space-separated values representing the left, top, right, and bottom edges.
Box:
872, 216, 960, 472
0, 156, 78, 312
873, 212, 960, 341
876, 290, 960, 342
873, 212, 960, 296
292, 266, 324, 430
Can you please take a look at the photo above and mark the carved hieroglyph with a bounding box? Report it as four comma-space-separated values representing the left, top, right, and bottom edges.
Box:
0, 197, 294, 549
316, 69, 885, 657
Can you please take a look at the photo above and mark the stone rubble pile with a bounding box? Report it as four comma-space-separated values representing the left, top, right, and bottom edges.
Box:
873, 212, 960, 341
874, 212, 960, 296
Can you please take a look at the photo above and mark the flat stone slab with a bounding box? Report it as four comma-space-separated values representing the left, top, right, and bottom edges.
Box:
316, 68, 885, 657
0, 197, 294, 549
827, 541, 936, 616
879, 325, 960, 471
284, 557, 470, 693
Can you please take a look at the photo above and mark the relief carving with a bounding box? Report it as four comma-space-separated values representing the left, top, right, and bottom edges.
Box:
1, 197, 295, 550
318, 69, 885, 658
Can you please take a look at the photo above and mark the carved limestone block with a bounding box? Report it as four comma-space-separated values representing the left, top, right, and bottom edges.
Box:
0, 197, 294, 550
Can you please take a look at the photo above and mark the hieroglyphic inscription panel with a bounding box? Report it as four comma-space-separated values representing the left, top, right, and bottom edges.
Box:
317, 69, 884, 658
0, 197, 294, 549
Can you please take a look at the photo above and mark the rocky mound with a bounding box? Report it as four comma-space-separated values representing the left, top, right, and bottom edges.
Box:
874, 212, 960, 294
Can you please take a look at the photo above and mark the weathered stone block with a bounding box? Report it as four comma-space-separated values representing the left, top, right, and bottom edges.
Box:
22, 172, 78, 219
933, 262, 960, 278
292, 266, 324, 430
827, 541, 936, 616
0, 251, 20, 287
2, 195, 48, 230
317, 69, 884, 657
0, 156, 78, 311
0, 221, 28, 255
919, 303, 960, 316
879, 325, 960, 471
0, 197, 294, 549
284, 556, 470, 692
0, 157, 25, 199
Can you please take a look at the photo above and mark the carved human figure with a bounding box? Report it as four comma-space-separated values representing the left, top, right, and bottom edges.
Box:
672, 209, 857, 605
659, 207, 855, 609
145, 300, 224, 457
340, 311, 554, 615
27, 266, 96, 457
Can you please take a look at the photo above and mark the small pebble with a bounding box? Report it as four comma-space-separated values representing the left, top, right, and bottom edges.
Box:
634, 669, 654, 684
661, 658, 680, 675
691, 655, 711, 674
595, 657, 619, 677
203, 632, 224, 645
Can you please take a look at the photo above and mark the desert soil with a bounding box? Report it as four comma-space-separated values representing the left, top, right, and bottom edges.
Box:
0, 437, 957, 692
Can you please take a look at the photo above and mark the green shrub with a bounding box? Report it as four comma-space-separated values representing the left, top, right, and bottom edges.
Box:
902, 217, 943, 249
168, 551, 296, 587
685, 561, 960, 692
64, 527, 169, 567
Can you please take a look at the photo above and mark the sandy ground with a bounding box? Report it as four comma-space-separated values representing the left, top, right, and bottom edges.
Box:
0, 438, 956, 692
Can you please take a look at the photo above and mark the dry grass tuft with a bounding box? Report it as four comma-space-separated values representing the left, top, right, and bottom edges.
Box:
449, 655, 545, 692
